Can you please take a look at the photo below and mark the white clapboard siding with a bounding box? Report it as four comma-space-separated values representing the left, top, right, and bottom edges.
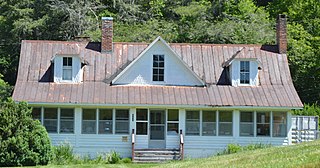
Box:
135, 135, 148, 149
184, 136, 289, 158
49, 134, 76, 146
250, 61, 258, 86
166, 135, 180, 149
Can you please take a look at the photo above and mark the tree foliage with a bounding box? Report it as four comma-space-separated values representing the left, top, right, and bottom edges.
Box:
0, 99, 52, 166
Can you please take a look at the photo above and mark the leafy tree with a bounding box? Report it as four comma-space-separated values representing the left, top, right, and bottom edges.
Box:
0, 99, 52, 166
0, 73, 12, 103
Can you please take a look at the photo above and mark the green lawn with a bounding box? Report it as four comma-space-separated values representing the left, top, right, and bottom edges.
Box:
38, 140, 320, 168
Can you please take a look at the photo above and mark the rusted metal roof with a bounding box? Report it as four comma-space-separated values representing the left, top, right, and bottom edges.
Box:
12, 40, 303, 108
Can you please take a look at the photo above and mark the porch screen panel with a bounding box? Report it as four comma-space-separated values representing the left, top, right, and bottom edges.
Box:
257, 112, 270, 136
115, 109, 129, 134
202, 111, 216, 136
218, 111, 233, 136
240, 112, 254, 136
99, 109, 113, 134
186, 111, 200, 135
136, 109, 148, 135
273, 112, 287, 137
167, 109, 179, 135
43, 108, 58, 133
82, 109, 96, 134
60, 109, 74, 133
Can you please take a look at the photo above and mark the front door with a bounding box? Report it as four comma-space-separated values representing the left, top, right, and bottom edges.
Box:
149, 110, 166, 148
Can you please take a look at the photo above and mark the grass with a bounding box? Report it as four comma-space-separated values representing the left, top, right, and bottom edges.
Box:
36, 140, 320, 168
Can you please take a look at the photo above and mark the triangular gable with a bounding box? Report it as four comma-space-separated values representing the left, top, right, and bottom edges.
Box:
112, 36, 205, 86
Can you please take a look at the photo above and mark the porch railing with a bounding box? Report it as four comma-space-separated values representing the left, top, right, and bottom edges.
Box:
131, 129, 135, 161
180, 129, 184, 160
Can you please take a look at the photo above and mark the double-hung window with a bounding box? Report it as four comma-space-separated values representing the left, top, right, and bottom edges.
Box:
60, 109, 74, 133
240, 61, 250, 84
82, 109, 97, 134
136, 109, 148, 135
202, 111, 216, 136
152, 55, 164, 81
99, 109, 113, 134
115, 109, 129, 134
257, 112, 270, 136
240, 112, 254, 136
63, 57, 72, 80
273, 112, 287, 137
43, 108, 58, 133
218, 111, 233, 136
186, 111, 200, 135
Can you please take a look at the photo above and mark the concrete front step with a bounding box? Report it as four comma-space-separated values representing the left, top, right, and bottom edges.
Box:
133, 148, 181, 163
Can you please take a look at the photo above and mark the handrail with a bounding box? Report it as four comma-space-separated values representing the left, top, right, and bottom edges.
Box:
131, 129, 135, 161
180, 129, 184, 160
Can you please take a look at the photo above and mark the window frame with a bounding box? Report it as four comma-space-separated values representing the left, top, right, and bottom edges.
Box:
185, 110, 200, 136
239, 111, 254, 137
136, 109, 148, 135
239, 61, 250, 85
218, 111, 233, 136
62, 57, 73, 81
152, 54, 165, 82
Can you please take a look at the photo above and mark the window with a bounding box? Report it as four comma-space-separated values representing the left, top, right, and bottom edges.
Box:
273, 112, 287, 137
219, 111, 233, 136
115, 109, 129, 134
82, 109, 96, 134
186, 111, 200, 135
240, 112, 254, 136
62, 57, 72, 80
43, 108, 58, 133
136, 109, 148, 135
202, 111, 216, 136
240, 61, 250, 84
32, 107, 41, 120
152, 55, 164, 81
99, 109, 113, 134
257, 112, 270, 136
167, 109, 179, 135
60, 109, 74, 133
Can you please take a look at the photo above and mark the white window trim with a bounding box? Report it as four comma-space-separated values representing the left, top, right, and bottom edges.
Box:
151, 54, 166, 84
239, 60, 250, 86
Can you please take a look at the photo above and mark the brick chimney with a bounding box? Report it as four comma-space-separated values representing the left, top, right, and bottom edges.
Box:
101, 17, 113, 53
276, 14, 287, 54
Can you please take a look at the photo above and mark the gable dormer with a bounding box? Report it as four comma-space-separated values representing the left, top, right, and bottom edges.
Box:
52, 55, 83, 83
112, 37, 204, 86
229, 59, 259, 86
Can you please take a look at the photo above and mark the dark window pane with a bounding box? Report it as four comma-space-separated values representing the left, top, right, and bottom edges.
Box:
68, 57, 72, 66
153, 55, 158, 61
159, 62, 164, 67
60, 109, 74, 134
219, 111, 232, 122
159, 69, 164, 75
159, 55, 164, 61
136, 122, 147, 135
167, 123, 178, 135
137, 109, 148, 121
257, 112, 270, 123
153, 69, 158, 75
153, 75, 158, 81
153, 62, 159, 67
100, 109, 112, 120
203, 111, 215, 122
83, 109, 96, 120
63, 57, 67, 66
32, 108, 41, 120
159, 75, 164, 81
168, 109, 179, 121
240, 112, 253, 122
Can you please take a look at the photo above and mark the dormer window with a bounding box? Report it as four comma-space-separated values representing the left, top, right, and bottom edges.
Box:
53, 55, 82, 83
63, 57, 73, 81
240, 61, 250, 84
229, 59, 259, 86
152, 54, 164, 81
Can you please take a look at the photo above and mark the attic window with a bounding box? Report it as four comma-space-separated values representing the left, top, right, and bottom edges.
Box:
240, 61, 250, 84
62, 57, 72, 80
152, 55, 164, 81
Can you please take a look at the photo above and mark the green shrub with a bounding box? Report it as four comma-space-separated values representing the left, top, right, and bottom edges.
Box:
0, 100, 52, 166
226, 144, 242, 154
52, 143, 74, 164
120, 157, 132, 163
106, 151, 121, 164
218, 143, 271, 155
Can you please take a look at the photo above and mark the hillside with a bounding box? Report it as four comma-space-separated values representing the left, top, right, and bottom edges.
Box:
157, 140, 320, 168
